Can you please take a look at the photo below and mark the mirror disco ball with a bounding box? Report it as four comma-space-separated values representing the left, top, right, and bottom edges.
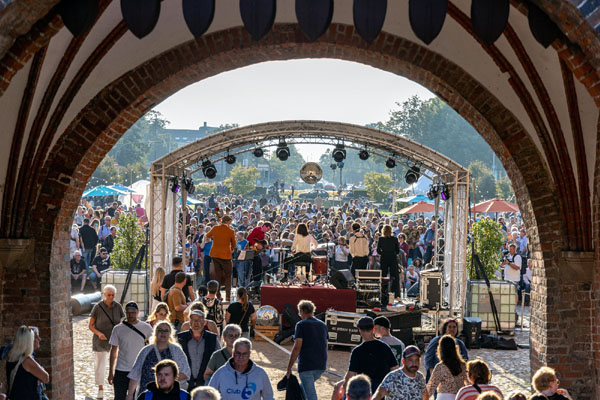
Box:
300, 162, 323, 184
256, 305, 279, 326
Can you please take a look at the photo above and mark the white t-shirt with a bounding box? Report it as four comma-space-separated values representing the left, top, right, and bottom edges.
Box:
109, 320, 154, 371
504, 253, 522, 282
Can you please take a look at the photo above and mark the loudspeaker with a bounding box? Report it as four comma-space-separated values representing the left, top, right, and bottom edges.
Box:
463, 317, 482, 349
331, 269, 355, 289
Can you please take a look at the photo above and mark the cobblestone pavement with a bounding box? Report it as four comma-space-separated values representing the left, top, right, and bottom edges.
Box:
74, 306, 532, 399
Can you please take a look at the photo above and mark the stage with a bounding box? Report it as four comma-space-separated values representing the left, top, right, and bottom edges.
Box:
260, 284, 357, 313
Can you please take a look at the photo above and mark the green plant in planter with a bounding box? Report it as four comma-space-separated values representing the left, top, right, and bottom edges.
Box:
467, 217, 505, 279
111, 214, 145, 270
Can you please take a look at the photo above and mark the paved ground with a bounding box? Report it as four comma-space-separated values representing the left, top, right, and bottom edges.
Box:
74, 307, 532, 399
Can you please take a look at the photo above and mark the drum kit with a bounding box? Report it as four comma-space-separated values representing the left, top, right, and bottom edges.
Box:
268, 242, 336, 285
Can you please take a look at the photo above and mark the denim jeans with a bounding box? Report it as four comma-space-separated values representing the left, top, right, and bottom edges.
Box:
83, 248, 94, 267
235, 260, 251, 287
299, 370, 324, 400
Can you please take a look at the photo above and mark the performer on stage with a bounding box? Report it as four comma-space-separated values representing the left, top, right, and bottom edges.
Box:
246, 222, 271, 282
203, 215, 236, 301
377, 225, 401, 299
349, 222, 370, 277
283, 223, 318, 279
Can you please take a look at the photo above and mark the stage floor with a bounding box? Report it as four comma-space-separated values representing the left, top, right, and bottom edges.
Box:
260, 284, 356, 313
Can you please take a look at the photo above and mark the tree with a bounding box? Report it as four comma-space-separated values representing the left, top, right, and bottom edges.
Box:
224, 165, 260, 195
111, 214, 145, 270
364, 171, 393, 202
468, 160, 497, 201
467, 218, 505, 279
88, 156, 122, 188
496, 177, 515, 201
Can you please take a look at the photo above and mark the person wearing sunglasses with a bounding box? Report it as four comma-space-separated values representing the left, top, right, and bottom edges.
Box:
203, 324, 242, 384
208, 338, 273, 400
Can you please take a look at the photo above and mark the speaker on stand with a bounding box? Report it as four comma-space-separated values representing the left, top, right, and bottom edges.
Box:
331, 269, 355, 289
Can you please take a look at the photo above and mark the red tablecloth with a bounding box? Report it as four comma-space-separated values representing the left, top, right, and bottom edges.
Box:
260, 284, 356, 313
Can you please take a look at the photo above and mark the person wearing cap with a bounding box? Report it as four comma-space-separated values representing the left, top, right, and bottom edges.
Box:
343, 316, 398, 395
177, 309, 220, 391
203, 215, 237, 301
373, 316, 405, 363
372, 345, 426, 400
285, 300, 328, 400
70, 250, 88, 292
108, 301, 154, 400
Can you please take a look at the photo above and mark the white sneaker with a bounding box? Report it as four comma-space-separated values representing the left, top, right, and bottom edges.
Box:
97, 389, 103, 399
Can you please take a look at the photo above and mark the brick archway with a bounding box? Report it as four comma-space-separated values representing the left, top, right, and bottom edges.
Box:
22, 23, 584, 399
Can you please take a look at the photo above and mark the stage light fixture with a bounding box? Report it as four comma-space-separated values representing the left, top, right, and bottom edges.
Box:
405, 165, 420, 185
201, 160, 217, 179
276, 139, 290, 161
170, 177, 180, 193
184, 178, 195, 194
385, 157, 396, 168
330, 163, 337, 171
253, 148, 264, 158
225, 154, 236, 164
358, 149, 370, 160
427, 184, 440, 200
440, 184, 450, 201
332, 144, 346, 163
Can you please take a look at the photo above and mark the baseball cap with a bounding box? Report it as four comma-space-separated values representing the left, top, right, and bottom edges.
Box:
125, 301, 138, 310
403, 345, 421, 358
373, 316, 390, 329
190, 310, 205, 318
356, 316, 374, 329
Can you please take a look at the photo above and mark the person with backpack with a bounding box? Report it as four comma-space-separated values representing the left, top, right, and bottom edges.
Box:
109, 301, 154, 400
166, 272, 190, 332
136, 359, 190, 400
201, 281, 224, 331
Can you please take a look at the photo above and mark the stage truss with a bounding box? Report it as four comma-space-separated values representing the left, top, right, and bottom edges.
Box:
149, 120, 470, 314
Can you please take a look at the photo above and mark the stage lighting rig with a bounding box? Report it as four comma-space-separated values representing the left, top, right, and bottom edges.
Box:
358, 149, 370, 160
332, 143, 346, 162
170, 177, 180, 193
405, 165, 420, 185
276, 139, 290, 161
201, 160, 217, 179
225, 153, 236, 164
253, 148, 264, 158
440, 184, 451, 201
385, 157, 396, 168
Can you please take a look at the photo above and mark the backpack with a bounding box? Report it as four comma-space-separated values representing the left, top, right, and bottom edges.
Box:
202, 297, 224, 326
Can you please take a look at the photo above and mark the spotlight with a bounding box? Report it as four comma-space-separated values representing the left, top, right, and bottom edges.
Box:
184, 178, 195, 194
253, 148, 264, 158
427, 184, 440, 200
201, 160, 217, 179
358, 149, 370, 160
332, 144, 346, 163
385, 157, 396, 168
276, 139, 290, 161
440, 184, 450, 201
225, 154, 236, 164
405, 165, 420, 185
170, 177, 180, 193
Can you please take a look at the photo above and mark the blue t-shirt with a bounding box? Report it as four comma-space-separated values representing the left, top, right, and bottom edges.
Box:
294, 317, 328, 372
203, 241, 213, 256
236, 239, 248, 254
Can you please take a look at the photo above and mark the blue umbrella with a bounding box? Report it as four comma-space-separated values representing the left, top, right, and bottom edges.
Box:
82, 185, 128, 197
110, 184, 136, 193
398, 194, 434, 204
